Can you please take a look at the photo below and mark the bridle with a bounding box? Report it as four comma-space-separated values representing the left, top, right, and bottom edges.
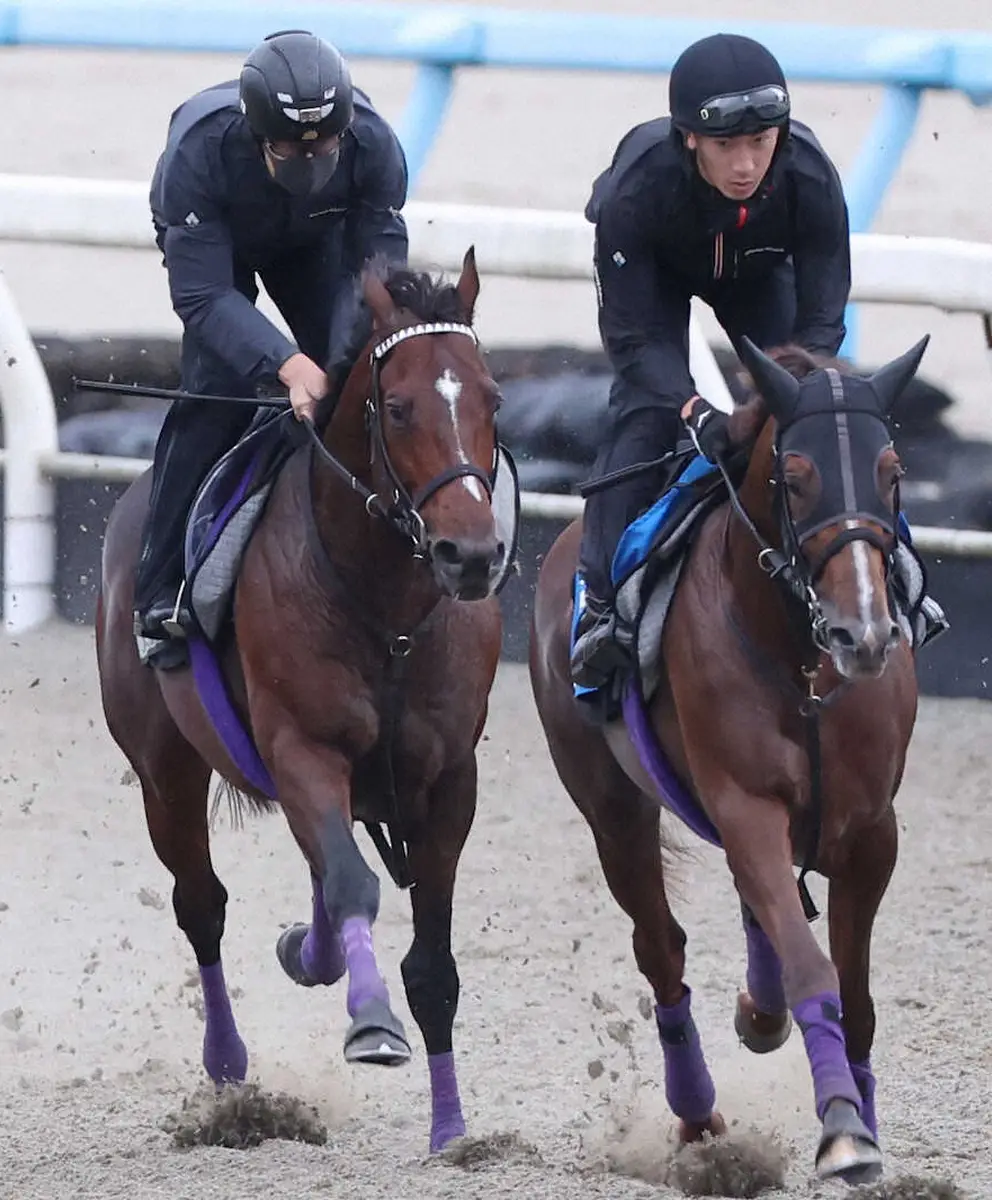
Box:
719, 384, 899, 657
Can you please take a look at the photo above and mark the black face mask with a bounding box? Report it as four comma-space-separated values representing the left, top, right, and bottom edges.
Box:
269, 149, 340, 198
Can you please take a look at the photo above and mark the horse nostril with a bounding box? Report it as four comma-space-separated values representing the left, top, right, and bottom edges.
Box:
828, 625, 857, 650
887, 621, 901, 646
432, 538, 462, 566
494, 540, 506, 563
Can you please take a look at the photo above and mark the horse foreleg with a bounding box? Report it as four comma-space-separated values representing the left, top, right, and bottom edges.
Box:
717, 792, 881, 1184
400, 759, 477, 1153
827, 807, 898, 1143
274, 741, 411, 1068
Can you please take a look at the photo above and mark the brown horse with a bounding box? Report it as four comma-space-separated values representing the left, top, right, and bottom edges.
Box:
529, 337, 929, 1183
96, 251, 508, 1153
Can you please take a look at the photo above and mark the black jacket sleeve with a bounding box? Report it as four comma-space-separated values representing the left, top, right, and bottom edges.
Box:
327, 120, 410, 368
345, 120, 409, 272
159, 143, 297, 384
593, 189, 697, 411
791, 159, 851, 356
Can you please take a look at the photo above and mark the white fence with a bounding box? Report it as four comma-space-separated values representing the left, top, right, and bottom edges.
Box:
1, 173, 992, 631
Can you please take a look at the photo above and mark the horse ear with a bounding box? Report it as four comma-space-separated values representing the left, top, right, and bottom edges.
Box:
738, 337, 801, 420
456, 245, 480, 321
867, 335, 930, 414
362, 268, 397, 329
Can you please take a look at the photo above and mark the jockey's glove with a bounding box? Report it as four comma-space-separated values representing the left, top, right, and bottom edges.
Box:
682, 395, 732, 464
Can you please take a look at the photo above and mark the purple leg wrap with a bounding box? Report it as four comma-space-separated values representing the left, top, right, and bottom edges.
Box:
743, 915, 787, 1016
341, 916, 389, 1018
428, 1051, 466, 1152
200, 960, 248, 1084
792, 992, 863, 1120
849, 1058, 878, 1139
655, 987, 716, 1125
300, 877, 346, 985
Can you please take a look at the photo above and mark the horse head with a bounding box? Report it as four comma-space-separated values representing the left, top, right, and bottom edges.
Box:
342, 248, 507, 601
728, 335, 929, 679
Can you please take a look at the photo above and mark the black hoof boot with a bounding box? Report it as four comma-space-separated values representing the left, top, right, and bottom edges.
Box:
343, 997, 411, 1067
815, 1098, 882, 1184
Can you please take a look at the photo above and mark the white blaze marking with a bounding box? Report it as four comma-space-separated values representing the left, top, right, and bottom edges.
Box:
845, 520, 877, 646
435, 368, 485, 502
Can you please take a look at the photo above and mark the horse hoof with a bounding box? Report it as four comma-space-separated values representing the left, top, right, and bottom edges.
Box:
734, 991, 792, 1054
816, 1099, 882, 1183
276, 923, 344, 987
679, 1111, 727, 1143
344, 997, 411, 1067
203, 1035, 248, 1086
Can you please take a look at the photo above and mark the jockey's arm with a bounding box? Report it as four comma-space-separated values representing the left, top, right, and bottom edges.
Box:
159, 145, 298, 385
326, 118, 410, 372
791, 161, 852, 358
593, 194, 698, 413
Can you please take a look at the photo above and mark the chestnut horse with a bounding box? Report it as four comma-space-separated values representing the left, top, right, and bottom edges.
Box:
96, 252, 508, 1153
530, 337, 929, 1183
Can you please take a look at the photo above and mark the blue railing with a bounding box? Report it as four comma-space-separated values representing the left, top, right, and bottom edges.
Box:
3, 2, 992, 355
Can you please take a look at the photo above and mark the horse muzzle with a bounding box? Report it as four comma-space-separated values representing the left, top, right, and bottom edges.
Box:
429, 533, 507, 601
823, 613, 902, 680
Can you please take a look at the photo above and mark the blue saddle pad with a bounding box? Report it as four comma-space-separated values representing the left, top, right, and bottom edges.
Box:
611, 453, 719, 587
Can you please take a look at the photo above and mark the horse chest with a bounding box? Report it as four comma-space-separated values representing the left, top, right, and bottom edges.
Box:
350, 704, 443, 828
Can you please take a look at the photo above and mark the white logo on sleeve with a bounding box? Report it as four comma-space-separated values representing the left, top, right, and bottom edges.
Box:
612, 250, 626, 267
184, 211, 201, 227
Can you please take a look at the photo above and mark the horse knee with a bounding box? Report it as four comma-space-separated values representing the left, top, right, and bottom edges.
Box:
317, 811, 381, 927
401, 939, 460, 1053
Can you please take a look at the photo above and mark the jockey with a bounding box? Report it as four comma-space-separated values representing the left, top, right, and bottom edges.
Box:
133, 29, 408, 655
570, 32, 947, 690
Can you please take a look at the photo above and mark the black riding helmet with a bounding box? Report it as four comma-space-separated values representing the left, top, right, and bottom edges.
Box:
239, 29, 355, 144
669, 34, 790, 137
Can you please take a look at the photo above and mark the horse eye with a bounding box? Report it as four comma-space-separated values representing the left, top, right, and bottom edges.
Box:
385, 398, 411, 424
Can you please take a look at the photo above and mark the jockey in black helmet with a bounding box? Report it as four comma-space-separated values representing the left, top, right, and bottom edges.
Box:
134, 29, 408, 660
570, 32, 946, 690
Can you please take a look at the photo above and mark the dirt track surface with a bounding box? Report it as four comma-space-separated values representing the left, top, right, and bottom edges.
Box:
1, 623, 990, 1199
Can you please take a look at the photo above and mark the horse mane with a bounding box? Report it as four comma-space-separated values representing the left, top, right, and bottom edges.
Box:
373, 261, 471, 325
317, 260, 472, 427
740, 341, 845, 391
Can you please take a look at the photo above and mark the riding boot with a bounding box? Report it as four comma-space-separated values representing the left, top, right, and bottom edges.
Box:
571, 402, 683, 690
133, 404, 196, 644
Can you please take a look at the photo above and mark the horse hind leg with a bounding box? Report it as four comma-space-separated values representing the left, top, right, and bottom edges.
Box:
139, 746, 248, 1085
734, 899, 793, 1054
570, 759, 725, 1142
